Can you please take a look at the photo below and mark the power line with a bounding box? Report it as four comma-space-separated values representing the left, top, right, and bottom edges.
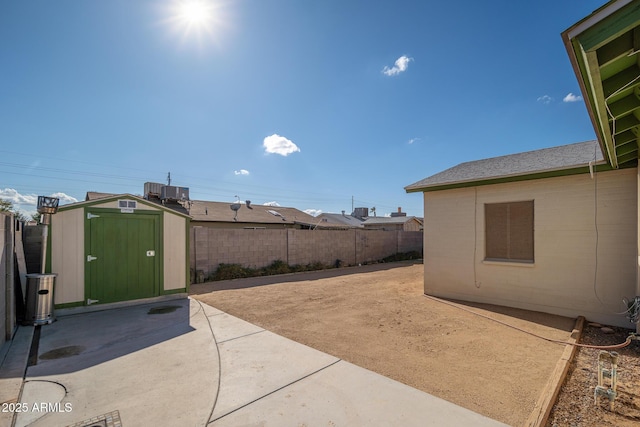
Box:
0, 152, 417, 213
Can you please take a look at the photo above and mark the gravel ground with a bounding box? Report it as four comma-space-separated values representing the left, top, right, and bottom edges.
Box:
547, 322, 640, 427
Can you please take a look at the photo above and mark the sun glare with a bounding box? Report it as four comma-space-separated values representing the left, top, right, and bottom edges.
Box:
164, 0, 226, 46
177, 0, 211, 27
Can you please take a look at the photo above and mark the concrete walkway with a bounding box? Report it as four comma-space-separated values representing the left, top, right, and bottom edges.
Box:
0, 298, 508, 426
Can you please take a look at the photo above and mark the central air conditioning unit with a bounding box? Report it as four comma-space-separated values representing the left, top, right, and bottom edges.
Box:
353, 207, 369, 219
161, 185, 190, 201
144, 182, 164, 198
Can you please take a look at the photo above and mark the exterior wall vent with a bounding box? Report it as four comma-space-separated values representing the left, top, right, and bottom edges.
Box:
118, 200, 137, 213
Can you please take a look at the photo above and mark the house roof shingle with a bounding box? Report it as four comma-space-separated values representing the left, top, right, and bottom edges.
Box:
316, 213, 364, 228
405, 140, 604, 192
187, 200, 318, 226
364, 216, 422, 226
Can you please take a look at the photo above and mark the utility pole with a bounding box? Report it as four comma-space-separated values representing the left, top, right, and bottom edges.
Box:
167, 172, 171, 186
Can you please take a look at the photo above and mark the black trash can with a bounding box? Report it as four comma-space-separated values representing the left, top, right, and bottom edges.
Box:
24, 273, 57, 325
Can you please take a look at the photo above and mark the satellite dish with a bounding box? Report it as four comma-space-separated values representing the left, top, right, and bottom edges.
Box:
246, 200, 253, 209
230, 203, 241, 221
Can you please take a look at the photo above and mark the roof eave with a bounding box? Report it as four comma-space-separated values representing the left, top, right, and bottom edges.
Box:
58, 194, 192, 219
561, 0, 640, 169
405, 162, 612, 193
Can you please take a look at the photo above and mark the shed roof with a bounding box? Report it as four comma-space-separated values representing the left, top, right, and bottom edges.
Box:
60, 193, 191, 218
405, 140, 605, 193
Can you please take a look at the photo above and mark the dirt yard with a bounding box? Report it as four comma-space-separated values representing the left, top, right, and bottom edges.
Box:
192, 262, 581, 426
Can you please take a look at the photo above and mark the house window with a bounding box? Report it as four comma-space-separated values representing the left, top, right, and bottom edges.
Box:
485, 201, 534, 263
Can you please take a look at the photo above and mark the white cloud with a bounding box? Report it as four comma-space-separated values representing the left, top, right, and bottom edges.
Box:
382, 55, 413, 76
50, 192, 79, 204
537, 95, 553, 104
0, 188, 78, 206
408, 137, 420, 144
263, 134, 300, 156
304, 209, 322, 217
263, 201, 280, 207
234, 169, 250, 175
563, 93, 583, 103
0, 188, 78, 219
0, 188, 37, 205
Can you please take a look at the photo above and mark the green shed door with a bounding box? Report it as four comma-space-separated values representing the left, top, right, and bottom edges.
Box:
86, 210, 161, 304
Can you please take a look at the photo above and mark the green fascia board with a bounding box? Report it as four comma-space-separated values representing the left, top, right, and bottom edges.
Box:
566, 41, 615, 166
563, 0, 640, 169
405, 163, 619, 194
576, 1, 640, 51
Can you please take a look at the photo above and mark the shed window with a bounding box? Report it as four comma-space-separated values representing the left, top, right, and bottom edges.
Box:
118, 200, 137, 210
485, 201, 534, 263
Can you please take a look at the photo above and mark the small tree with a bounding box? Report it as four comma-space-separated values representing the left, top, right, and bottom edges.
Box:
0, 198, 29, 222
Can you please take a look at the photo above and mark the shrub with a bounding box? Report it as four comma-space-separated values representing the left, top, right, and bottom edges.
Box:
210, 263, 253, 281
206, 253, 419, 282
381, 251, 423, 263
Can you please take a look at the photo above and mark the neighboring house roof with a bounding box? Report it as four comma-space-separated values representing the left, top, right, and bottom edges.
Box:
316, 213, 364, 228
364, 216, 423, 226
85, 192, 317, 227
562, 0, 640, 169
187, 200, 318, 227
405, 140, 605, 193
85, 191, 117, 201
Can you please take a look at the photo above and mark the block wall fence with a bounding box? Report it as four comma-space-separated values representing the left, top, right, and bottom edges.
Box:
190, 227, 423, 282
1, 213, 15, 345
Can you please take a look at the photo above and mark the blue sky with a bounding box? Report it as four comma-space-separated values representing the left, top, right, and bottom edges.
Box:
1, 0, 605, 217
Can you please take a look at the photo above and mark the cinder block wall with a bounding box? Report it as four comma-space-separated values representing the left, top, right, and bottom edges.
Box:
355, 230, 398, 263
287, 229, 356, 266
398, 230, 423, 253
1, 213, 16, 344
193, 227, 287, 273
191, 227, 423, 281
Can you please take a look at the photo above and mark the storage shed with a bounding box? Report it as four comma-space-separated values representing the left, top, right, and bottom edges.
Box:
50, 194, 190, 309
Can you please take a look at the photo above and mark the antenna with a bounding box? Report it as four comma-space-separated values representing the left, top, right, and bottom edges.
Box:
167, 172, 171, 186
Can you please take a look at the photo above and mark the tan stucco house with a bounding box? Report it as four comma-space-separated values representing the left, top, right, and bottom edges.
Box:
406, 0, 640, 329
